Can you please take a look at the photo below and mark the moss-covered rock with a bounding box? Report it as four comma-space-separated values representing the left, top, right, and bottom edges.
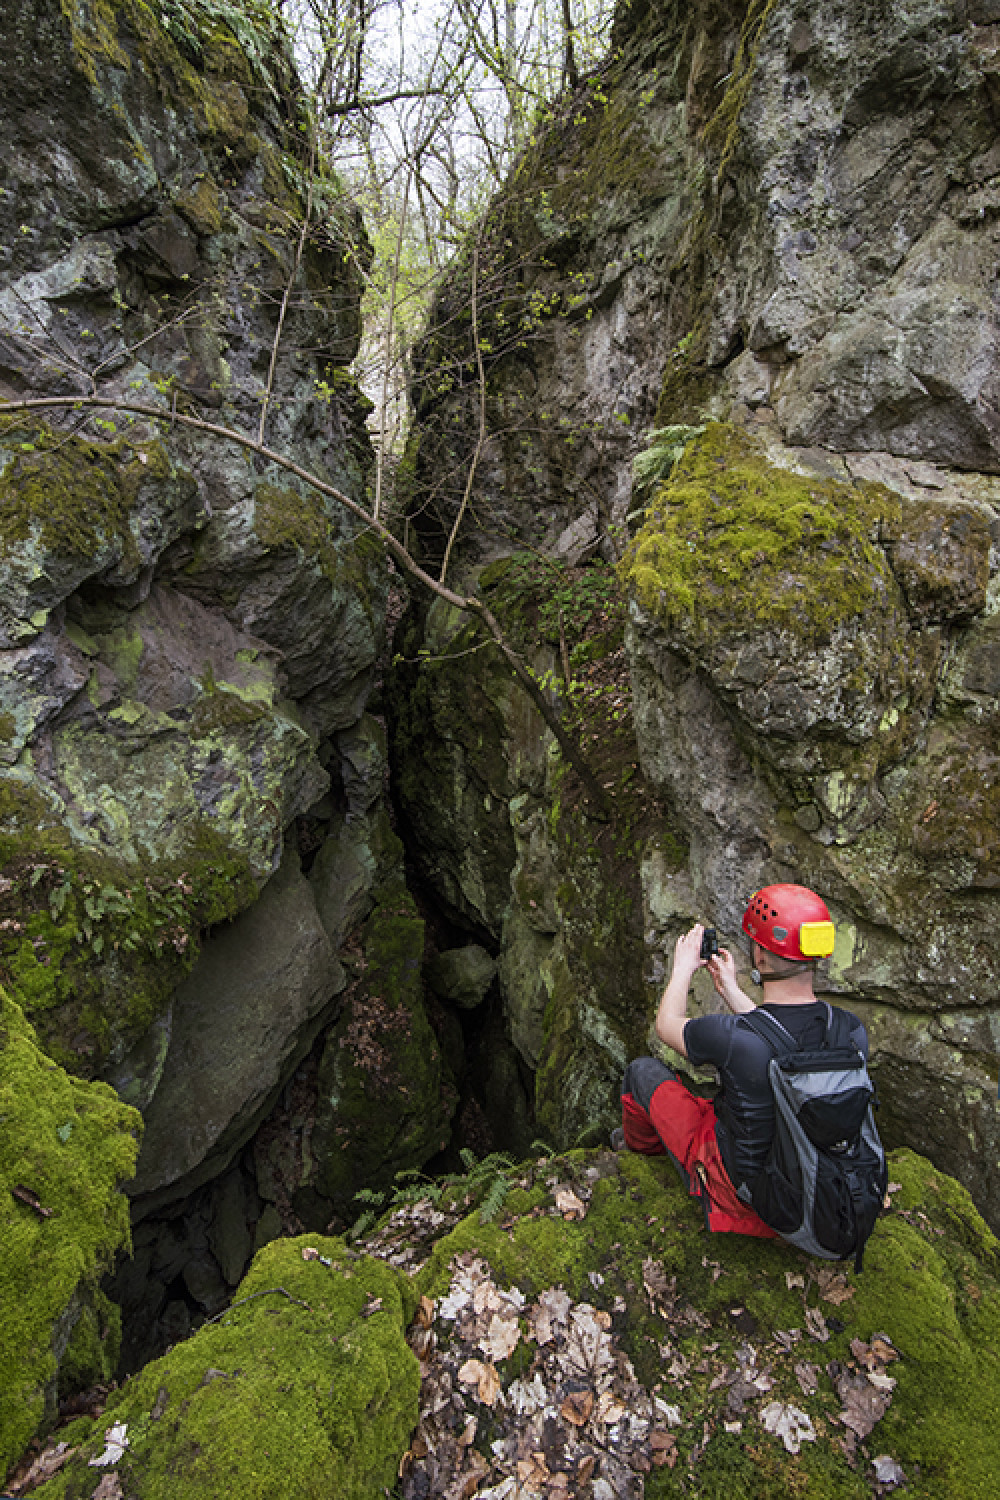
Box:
22, 1235, 420, 1500
0, 987, 140, 1473
397, 1145, 1000, 1499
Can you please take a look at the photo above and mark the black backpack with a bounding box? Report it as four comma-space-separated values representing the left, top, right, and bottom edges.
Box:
736, 1003, 887, 1272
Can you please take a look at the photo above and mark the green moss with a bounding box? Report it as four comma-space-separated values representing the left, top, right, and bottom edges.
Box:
0, 420, 139, 572
313, 886, 455, 1206
58, 1288, 122, 1398
0, 788, 257, 1073
0, 988, 140, 1473
621, 423, 903, 647
26, 1236, 420, 1500
253, 483, 385, 617
61, 0, 295, 149
701, 0, 781, 168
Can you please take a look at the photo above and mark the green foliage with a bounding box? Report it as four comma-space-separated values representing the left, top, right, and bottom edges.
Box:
631, 423, 706, 502
479, 553, 623, 653
348, 1148, 540, 1238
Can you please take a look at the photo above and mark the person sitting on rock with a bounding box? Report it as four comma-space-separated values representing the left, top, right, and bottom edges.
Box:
618, 884, 869, 1239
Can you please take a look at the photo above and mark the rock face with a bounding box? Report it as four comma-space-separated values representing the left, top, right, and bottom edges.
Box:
0, 0, 383, 1080
395, 0, 1000, 1226
0, 0, 462, 1452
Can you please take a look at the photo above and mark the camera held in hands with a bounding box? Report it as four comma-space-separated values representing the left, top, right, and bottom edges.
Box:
700, 927, 719, 961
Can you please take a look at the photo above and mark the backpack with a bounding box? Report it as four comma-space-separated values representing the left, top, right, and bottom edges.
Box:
736, 1003, 887, 1272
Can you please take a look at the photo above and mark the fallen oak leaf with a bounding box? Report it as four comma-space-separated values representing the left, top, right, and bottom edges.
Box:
805, 1307, 830, 1342
760, 1402, 816, 1455
815, 1267, 855, 1305
560, 1388, 595, 1427
457, 1357, 502, 1407
91, 1475, 123, 1500
553, 1187, 587, 1219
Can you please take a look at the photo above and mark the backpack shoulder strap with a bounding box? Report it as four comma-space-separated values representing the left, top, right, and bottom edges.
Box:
737, 1006, 797, 1054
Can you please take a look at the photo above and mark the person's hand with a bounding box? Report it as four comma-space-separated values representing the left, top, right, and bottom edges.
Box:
672, 924, 707, 983
707, 947, 746, 1011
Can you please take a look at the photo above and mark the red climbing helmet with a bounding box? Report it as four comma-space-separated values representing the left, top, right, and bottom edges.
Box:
742, 884, 835, 961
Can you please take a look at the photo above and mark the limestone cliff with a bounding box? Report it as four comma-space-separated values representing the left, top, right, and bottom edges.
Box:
394, 0, 1000, 1227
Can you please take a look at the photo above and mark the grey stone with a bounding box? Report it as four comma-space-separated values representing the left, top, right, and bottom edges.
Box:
130, 849, 343, 1212
208, 1170, 255, 1287
426, 945, 497, 1010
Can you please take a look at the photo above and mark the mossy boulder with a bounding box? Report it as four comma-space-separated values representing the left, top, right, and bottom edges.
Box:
22, 1235, 420, 1500
0, 986, 140, 1474
14, 1142, 1000, 1495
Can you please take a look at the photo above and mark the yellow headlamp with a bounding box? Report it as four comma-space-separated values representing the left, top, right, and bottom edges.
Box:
798, 920, 835, 957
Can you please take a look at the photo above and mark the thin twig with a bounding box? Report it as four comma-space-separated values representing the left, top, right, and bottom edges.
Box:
258, 144, 317, 446
439, 237, 485, 589
204, 1286, 312, 1325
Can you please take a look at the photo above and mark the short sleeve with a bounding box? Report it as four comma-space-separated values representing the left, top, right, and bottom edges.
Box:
684, 1012, 737, 1069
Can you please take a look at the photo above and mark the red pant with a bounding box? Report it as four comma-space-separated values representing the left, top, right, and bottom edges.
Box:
622, 1060, 779, 1239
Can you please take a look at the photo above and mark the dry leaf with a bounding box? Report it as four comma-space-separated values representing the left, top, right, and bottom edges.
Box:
458, 1416, 478, 1447
760, 1402, 816, 1455
576, 1455, 597, 1483
481, 1314, 520, 1362
458, 1451, 491, 1499
89, 1423, 129, 1468
517, 1453, 550, 1487
457, 1358, 502, 1407
805, 1307, 830, 1342
794, 1361, 820, 1397
301, 1246, 319, 1261
593, 1390, 626, 1425
91, 1475, 124, 1500
415, 1295, 435, 1328
553, 1188, 586, 1219
560, 1388, 595, 1427
506, 1375, 548, 1415
13, 1443, 75, 1489
785, 1272, 806, 1291
815, 1267, 855, 1305
872, 1454, 906, 1488
830, 1366, 892, 1439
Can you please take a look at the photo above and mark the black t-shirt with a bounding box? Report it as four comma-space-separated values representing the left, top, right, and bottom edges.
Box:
684, 1001, 869, 1191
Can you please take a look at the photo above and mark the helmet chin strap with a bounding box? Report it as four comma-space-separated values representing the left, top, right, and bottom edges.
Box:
751, 968, 800, 986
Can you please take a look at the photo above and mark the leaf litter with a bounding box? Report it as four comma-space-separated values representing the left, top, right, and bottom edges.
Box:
395, 1246, 907, 1500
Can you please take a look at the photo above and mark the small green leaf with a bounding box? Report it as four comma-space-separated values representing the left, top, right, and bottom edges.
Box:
57, 1123, 73, 1144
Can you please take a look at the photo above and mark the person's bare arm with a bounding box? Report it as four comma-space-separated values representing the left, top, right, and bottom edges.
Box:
707, 947, 755, 1014
655, 925, 706, 1057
